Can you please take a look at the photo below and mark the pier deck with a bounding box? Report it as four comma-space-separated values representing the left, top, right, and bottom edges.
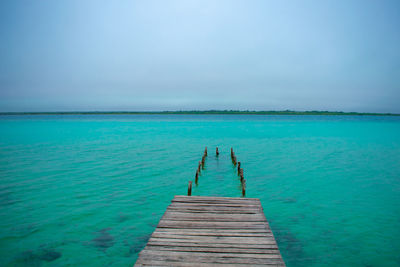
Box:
135, 195, 285, 266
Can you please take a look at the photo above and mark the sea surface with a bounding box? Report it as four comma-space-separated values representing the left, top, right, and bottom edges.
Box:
0, 115, 400, 266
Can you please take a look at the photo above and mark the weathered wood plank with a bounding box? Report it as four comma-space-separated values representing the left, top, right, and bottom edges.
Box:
170, 202, 260, 206
168, 204, 261, 209
164, 213, 265, 220
165, 209, 261, 214
169, 206, 262, 211
151, 236, 273, 243
157, 221, 268, 229
154, 228, 272, 234
161, 216, 266, 222
152, 231, 272, 237
159, 218, 267, 225
159, 218, 266, 223
170, 200, 261, 206
149, 234, 276, 242
144, 245, 279, 254
166, 207, 262, 213
136, 259, 284, 267
146, 240, 279, 249
139, 250, 284, 259
157, 224, 267, 229
174, 195, 260, 202
137, 253, 284, 265
148, 237, 278, 245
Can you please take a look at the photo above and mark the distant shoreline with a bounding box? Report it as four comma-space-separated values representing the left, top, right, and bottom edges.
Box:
0, 110, 399, 116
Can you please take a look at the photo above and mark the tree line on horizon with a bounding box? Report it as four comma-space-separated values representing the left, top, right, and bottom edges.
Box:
0, 110, 398, 116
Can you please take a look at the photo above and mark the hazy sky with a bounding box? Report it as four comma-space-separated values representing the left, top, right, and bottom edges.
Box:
0, 0, 399, 112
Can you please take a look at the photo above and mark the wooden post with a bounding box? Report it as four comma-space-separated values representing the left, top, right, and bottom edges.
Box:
233, 155, 237, 165
216, 147, 219, 156
198, 161, 201, 173
188, 181, 192, 196
242, 180, 246, 197
231, 148, 234, 158
237, 162, 241, 174
205, 147, 207, 157
195, 170, 199, 184
240, 168, 244, 181
201, 155, 205, 167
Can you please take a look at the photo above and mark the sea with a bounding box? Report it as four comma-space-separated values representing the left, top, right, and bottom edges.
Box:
0, 115, 399, 266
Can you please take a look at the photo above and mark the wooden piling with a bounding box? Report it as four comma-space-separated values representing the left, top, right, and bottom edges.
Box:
242, 180, 246, 197
239, 168, 244, 181
198, 161, 201, 173
187, 181, 192, 196
205, 147, 208, 156
216, 147, 219, 156
195, 170, 199, 184
230, 148, 234, 158
237, 162, 241, 174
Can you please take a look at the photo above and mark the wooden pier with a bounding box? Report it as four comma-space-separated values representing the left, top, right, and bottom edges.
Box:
135, 195, 285, 266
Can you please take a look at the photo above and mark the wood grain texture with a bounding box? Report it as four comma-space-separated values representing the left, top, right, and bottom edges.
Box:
134, 195, 285, 266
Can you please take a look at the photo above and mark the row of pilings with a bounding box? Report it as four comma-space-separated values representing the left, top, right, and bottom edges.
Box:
188, 147, 246, 197
231, 147, 246, 197
188, 147, 208, 196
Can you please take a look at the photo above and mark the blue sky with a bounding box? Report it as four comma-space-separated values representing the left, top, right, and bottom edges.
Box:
0, 0, 399, 112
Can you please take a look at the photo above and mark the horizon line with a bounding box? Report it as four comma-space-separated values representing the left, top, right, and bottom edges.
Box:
0, 110, 399, 116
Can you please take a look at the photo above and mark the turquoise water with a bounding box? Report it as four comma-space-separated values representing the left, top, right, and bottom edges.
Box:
0, 115, 400, 266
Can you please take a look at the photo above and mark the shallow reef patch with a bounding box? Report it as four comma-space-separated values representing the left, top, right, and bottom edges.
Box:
14, 247, 61, 266
91, 228, 115, 251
